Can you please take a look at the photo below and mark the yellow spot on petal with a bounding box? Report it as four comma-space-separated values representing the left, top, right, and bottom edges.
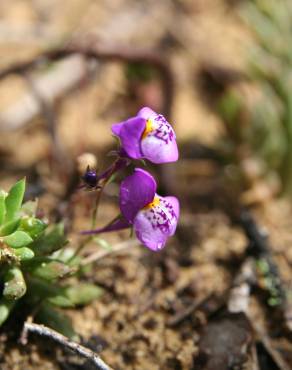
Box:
143, 196, 160, 210
142, 119, 153, 139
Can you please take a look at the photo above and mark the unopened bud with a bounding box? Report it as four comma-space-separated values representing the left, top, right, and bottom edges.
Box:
82, 167, 98, 188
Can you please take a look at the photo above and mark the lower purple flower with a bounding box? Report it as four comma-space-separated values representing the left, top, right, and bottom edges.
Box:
120, 168, 179, 251
82, 168, 179, 251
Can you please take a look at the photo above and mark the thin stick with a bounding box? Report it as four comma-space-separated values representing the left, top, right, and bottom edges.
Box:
23, 322, 113, 370
91, 188, 102, 229
251, 322, 292, 370
167, 294, 214, 327
81, 239, 139, 266
251, 343, 260, 370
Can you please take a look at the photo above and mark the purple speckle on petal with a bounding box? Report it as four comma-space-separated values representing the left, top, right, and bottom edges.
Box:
113, 107, 178, 164
140, 111, 178, 164
133, 194, 179, 251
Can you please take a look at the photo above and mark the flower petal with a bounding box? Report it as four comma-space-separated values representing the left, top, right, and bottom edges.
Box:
119, 168, 156, 223
139, 110, 178, 164
112, 108, 178, 164
161, 196, 179, 236
141, 134, 178, 163
134, 211, 168, 251
164, 196, 180, 218
111, 116, 146, 159
137, 107, 157, 120
111, 121, 123, 136
133, 194, 179, 251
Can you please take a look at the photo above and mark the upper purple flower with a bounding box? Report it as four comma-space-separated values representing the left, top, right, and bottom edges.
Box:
112, 107, 178, 164
119, 168, 179, 251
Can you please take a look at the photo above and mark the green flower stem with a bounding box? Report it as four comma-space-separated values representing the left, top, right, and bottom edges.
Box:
90, 156, 128, 228
72, 157, 128, 261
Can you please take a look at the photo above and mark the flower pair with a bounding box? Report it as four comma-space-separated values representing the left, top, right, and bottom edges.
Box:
84, 107, 179, 251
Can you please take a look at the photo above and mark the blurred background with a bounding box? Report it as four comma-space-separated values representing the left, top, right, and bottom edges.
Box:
1, 0, 291, 204
1, 1, 292, 369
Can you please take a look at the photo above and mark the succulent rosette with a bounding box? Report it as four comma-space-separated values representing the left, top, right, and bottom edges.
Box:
112, 107, 178, 164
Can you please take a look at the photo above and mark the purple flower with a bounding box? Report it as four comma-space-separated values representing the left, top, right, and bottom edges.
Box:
81, 168, 179, 251
112, 107, 178, 164
119, 168, 179, 251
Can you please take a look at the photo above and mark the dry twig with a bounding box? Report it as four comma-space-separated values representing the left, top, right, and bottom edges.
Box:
81, 239, 139, 266
22, 322, 113, 370
251, 322, 292, 370
167, 293, 215, 327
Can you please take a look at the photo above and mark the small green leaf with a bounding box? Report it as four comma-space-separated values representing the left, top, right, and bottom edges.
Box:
26, 278, 65, 303
26, 258, 74, 280
0, 190, 6, 225
47, 283, 102, 307
5, 178, 26, 222
4, 231, 33, 248
3, 267, 27, 300
48, 294, 74, 308
268, 296, 282, 307
30, 224, 67, 256
19, 217, 47, 239
14, 247, 35, 261
65, 283, 103, 306
0, 218, 20, 236
26, 278, 73, 307
27, 280, 80, 309
52, 248, 79, 264
257, 258, 270, 274
36, 303, 78, 340
0, 298, 15, 326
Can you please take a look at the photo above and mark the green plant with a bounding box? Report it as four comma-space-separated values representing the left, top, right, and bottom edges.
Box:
0, 106, 179, 339
0, 179, 101, 338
